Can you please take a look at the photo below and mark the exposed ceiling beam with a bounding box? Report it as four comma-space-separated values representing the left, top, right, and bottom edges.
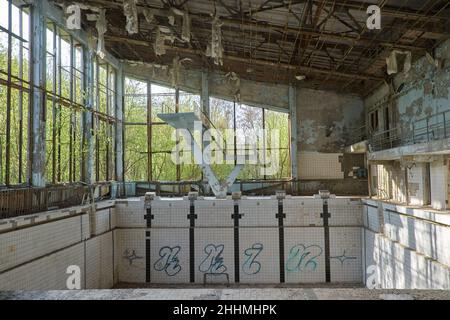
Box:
75, 0, 442, 49
67, 0, 450, 22
105, 34, 384, 81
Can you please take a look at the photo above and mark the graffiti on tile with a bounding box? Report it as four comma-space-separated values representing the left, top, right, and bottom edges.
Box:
154, 246, 182, 276
242, 243, 263, 275
331, 250, 357, 266
199, 244, 227, 274
286, 244, 323, 272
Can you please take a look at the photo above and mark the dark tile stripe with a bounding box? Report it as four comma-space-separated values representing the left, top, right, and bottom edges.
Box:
232, 202, 242, 283
322, 199, 331, 282
276, 201, 286, 283
187, 200, 197, 283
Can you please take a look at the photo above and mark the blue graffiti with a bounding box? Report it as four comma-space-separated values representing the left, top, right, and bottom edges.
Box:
242, 243, 263, 275
154, 246, 182, 276
199, 244, 227, 274
331, 250, 357, 265
286, 244, 323, 272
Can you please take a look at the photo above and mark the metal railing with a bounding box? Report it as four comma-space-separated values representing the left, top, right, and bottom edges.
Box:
369, 109, 450, 152
0, 183, 112, 219
347, 125, 368, 145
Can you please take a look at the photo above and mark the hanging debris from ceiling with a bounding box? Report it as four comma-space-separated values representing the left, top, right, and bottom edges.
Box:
386, 50, 412, 75
154, 26, 176, 56
123, 0, 139, 34
168, 8, 191, 42
170, 56, 193, 87
154, 28, 166, 56
206, 15, 224, 66
143, 8, 155, 24
95, 9, 107, 59
225, 71, 241, 101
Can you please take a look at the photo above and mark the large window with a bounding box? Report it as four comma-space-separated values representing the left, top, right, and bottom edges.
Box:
93, 59, 116, 182
124, 77, 148, 181
45, 20, 116, 184
45, 22, 84, 183
124, 82, 291, 183
0, 0, 30, 186
209, 97, 290, 180
124, 78, 202, 182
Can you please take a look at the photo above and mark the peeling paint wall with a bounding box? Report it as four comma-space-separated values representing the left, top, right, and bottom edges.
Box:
365, 38, 450, 139
297, 88, 365, 153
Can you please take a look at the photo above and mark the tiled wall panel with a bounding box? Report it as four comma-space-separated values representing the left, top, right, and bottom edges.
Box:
330, 227, 362, 283
284, 198, 323, 227
115, 200, 146, 228
115, 229, 146, 283
195, 199, 234, 227
86, 232, 114, 289
298, 152, 344, 179
239, 228, 279, 284
151, 199, 190, 228
150, 228, 190, 283
194, 228, 234, 284
0, 214, 89, 273
90, 209, 112, 236
328, 198, 362, 226
240, 198, 278, 227
284, 227, 326, 283
0, 243, 85, 290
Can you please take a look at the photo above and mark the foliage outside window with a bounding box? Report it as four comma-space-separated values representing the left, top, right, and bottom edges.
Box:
44, 21, 116, 184
0, 0, 30, 186
94, 59, 116, 182
45, 22, 84, 183
124, 81, 290, 183
124, 77, 202, 182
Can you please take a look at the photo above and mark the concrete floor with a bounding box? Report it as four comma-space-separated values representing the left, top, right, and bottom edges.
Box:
1, 286, 449, 300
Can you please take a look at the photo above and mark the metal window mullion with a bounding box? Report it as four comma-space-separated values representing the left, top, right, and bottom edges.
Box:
5, 0, 12, 186
175, 88, 180, 182
51, 23, 57, 184
95, 59, 100, 182
25, 7, 32, 186
262, 108, 266, 180
69, 36, 75, 182
147, 82, 152, 182
105, 64, 110, 180
233, 101, 237, 167
18, 6, 24, 184
57, 28, 62, 182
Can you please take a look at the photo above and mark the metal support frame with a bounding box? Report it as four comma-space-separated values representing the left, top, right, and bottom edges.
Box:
116, 66, 125, 196
289, 85, 298, 180
201, 70, 209, 184
82, 49, 94, 184
30, 0, 47, 187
